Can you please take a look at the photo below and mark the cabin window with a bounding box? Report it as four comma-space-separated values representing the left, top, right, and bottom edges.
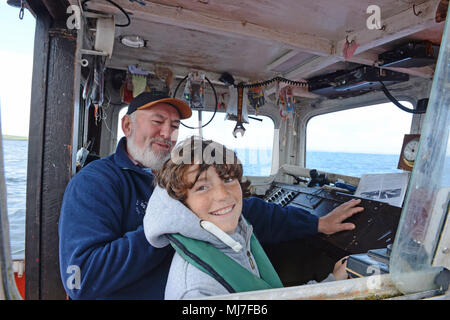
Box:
0, 1, 36, 276
305, 101, 414, 177
117, 109, 275, 176
177, 111, 275, 177
0, 3, 36, 264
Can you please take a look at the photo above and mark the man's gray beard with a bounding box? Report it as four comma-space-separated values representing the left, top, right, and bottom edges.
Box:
127, 136, 171, 171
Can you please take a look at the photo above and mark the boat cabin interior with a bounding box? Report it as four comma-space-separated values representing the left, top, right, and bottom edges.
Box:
1, 0, 449, 300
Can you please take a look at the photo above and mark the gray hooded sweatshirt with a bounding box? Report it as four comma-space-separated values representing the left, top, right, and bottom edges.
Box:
143, 186, 263, 299
144, 186, 336, 299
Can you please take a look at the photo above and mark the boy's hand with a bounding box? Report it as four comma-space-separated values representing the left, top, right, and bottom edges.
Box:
318, 199, 364, 235
333, 257, 349, 281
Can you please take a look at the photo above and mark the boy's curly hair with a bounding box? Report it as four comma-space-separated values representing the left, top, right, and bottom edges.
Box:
154, 136, 251, 203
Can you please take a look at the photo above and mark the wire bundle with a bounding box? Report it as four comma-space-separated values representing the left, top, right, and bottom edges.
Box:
235, 76, 308, 88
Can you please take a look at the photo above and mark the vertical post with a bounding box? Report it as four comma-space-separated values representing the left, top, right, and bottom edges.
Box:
390, 2, 450, 295
25, 14, 77, 299
71, 10, 84, 176
25, 9, 51, 301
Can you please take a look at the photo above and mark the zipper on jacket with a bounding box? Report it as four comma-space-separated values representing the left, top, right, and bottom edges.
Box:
247, 251, 255, 270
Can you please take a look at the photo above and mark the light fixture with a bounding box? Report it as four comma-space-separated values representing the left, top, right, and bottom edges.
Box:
120, 35, 146, 48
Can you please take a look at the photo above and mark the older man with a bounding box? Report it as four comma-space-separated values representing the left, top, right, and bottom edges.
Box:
58, 91, 363, 299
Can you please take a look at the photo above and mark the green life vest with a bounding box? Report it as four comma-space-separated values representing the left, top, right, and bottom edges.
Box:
167, 232, 284, 294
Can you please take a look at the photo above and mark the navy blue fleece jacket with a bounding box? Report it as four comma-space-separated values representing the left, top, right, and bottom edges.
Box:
58, 137, 319, 299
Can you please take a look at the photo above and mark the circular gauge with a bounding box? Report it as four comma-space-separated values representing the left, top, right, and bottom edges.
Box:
398, 134, 420, 171
403, 138, 419, 162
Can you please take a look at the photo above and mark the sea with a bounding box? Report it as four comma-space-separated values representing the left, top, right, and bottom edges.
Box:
235, 149, 407, 177
3, 140, 27, 260
3, 140, 449, 260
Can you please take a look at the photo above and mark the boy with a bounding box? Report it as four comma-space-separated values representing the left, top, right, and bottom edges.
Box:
144, 137, 348, 299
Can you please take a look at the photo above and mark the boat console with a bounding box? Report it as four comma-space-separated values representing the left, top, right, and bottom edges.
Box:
263, 182, 401, 254
260, 181, 401, 285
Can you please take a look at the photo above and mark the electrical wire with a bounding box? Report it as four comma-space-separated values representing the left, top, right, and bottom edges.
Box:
173, 75, 218, 129
173, 74, 308, 129
379, 80, 426, 114
234, 76, 308, 88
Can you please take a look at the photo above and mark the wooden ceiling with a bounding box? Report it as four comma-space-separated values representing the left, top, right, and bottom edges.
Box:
70, 0, 445, 81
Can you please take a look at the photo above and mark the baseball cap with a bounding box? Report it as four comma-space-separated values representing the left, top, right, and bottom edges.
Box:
127, 91, 192, 119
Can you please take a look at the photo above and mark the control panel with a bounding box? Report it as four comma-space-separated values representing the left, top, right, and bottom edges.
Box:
262, 182, 402, 255
264, 187, 299, 207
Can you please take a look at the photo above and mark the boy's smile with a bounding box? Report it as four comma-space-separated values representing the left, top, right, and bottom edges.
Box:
210, 204, 235, 216
184, 166, 243, 234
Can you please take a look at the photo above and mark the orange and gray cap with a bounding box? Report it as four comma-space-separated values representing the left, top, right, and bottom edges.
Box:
126, 91, 192, 119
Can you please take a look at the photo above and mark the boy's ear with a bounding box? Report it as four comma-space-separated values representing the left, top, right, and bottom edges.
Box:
121, 114, 132, 137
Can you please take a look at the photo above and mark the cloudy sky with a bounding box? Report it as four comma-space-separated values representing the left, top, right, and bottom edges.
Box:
0, 2, 35, 137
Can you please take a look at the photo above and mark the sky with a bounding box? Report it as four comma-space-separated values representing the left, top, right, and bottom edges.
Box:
0, 2, 35, 137
307, 102, 413, 154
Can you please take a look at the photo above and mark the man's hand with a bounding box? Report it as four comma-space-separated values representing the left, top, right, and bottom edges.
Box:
318, 199, 364, 235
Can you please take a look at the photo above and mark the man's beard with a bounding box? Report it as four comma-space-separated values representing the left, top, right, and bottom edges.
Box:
127, 135, 172, 171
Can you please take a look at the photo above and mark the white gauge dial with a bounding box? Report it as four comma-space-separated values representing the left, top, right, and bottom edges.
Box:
403, 138, 419, 162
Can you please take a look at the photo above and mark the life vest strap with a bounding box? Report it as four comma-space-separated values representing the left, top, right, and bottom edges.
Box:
167, 232, 283, 294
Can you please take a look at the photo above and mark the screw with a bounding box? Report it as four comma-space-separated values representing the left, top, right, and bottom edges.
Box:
443, 247, 449, 254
